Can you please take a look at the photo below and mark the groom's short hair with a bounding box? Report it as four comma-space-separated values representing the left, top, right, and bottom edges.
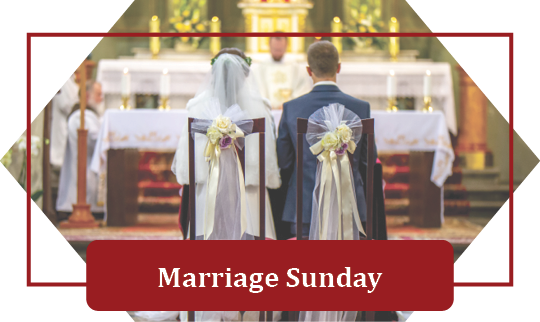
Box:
307, 41, 339, 78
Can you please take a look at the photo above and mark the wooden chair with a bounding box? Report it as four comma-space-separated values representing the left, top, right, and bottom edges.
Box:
187, 117, 272, 322
294, 117, 376, 321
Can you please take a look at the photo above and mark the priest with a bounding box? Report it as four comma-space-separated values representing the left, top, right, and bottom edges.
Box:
252, 35, 312, 109
56, 81, 104, 215
253, 35, 311, 240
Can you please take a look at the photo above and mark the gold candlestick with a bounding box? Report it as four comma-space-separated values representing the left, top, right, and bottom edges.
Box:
331, 16, 342, 54
210, 16, 221, 56
120, 95, 132, 110
386, 97, 398, 112
149, 15, 161, 59
422, 96, 433, 113
389, 17, 400, 61
158, 96, 171, 111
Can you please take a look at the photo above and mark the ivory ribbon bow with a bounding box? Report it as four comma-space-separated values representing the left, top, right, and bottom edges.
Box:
310, 139, 365, 240
203, 125, 247, 239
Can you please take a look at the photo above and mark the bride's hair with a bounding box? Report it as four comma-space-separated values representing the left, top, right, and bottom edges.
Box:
213, 47, 247, 60
212, 48, 250, 77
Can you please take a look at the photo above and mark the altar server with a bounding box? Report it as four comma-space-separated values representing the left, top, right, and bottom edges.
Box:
50, 74, 79, 168
252, 35, 312, 109
56, 81, 103, 213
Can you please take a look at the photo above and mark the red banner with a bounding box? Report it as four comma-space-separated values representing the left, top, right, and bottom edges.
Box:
87, 240, 453, 311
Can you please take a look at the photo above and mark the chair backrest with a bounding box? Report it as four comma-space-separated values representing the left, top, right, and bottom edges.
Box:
296, 117, 376, 240
188, 117, 266, 240
187, 117, 268, 322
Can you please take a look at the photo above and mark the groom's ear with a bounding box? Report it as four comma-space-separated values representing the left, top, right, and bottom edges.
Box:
306, 66, 313, 77
336, 63, 341, 74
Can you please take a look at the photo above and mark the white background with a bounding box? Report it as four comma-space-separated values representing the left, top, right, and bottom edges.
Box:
0, 0, 538, 320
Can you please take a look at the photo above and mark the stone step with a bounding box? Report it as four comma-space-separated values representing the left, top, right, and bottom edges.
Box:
138, 196, 181, 213
468, 200, 507, 217
385, 198, 470, 216
461, 168, 501, 186
465, 184, 515, 202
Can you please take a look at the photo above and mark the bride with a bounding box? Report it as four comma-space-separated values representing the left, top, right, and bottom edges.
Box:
136, 48, 281, 322
174, 47, 281, 240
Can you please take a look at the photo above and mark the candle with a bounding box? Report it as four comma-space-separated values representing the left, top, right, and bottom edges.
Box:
149, 15, 160, 33
149, 15, 161, 58
121, 67, 130, 97
387, 70, 396, 98
210, 16, 221, 55
160, 68, 170, 97
423, 70, 432, 97
389, 17, 400, 61
331, 16, 342, 54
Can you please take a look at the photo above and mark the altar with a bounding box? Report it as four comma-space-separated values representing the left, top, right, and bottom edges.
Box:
96, 59, 456, 134
372, 111, 454, 227
91, 107, 451, 228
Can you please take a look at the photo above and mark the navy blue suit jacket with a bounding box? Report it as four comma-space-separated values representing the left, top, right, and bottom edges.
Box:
277, 84, 374, 224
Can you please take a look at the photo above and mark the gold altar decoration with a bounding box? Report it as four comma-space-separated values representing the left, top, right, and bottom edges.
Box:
120, 96, 132, 110
158, 96, 171, 111
422, 96, 433, 113
389, 17, 399, 61
210, 16, 221, 56
238, 0, 313, 55
149, 15, 161, 59
170, 0, 209, 50
344, 0, 386, 51
331, 17, 343, 54
386, 97, 398, 112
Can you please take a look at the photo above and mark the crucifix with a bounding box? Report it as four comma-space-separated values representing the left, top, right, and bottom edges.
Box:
60, 60, 99, 228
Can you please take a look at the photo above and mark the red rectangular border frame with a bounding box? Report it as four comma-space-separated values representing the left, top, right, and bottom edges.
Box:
26, 32, 514, 288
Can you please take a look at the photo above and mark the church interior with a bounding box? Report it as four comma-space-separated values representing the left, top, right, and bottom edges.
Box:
3, 0, 537, 308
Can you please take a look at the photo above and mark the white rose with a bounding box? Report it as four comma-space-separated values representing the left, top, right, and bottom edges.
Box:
321, 132, 340, 151
336, 124, 352, 143
206, 127, 223, 144
214, 115, 232, 133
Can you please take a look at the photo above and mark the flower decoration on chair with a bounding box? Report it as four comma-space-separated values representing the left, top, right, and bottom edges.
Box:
196, 111, 250, 239
204, 115, 244, 157
308, 103, 366, 240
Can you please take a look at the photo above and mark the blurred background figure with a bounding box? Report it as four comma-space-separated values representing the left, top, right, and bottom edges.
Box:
56, 81, 104, 218
252, 35, 312, 110
50, 75, 79, 179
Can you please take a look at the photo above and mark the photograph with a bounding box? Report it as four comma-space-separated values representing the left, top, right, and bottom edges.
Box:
1, 0, 536, 321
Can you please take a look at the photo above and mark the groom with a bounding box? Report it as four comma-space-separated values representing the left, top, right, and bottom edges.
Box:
276, 40, 375, 237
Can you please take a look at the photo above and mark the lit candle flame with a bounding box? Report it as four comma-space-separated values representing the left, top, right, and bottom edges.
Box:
333, 16, 341, 23
123, 67, 129, 74
212, 16, 219, 23
151, 15, 158, 21
390, 70, 395, 76
163, 68, 168, 75
426, 70, 431, 76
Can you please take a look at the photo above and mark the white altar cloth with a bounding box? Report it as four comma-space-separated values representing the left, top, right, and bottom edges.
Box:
90, 110, 187, 174
372, 111, 454, 188
90, 109, 452, 187
96, 59, 456, 134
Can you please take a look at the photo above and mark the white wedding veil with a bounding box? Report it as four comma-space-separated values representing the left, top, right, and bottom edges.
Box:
172, 52, 281, 189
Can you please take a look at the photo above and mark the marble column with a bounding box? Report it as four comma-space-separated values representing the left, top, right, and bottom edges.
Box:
456, 65, 488, 170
